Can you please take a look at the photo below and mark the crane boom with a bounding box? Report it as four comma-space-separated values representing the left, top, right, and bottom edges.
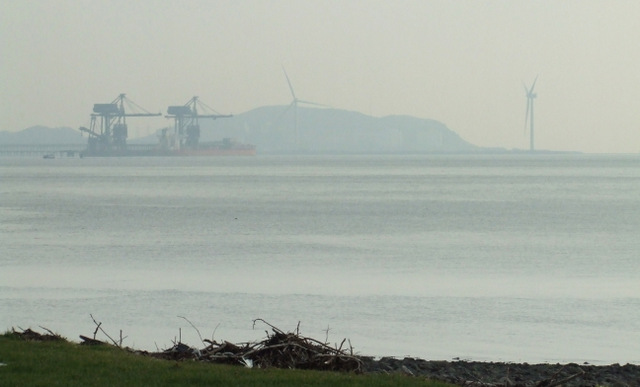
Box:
91, 113, 161, 118
80, 93, 161, 154
78, 126, 103, 138
165, 96, 232, 149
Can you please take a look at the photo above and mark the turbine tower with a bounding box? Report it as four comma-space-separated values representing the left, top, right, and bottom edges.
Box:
524, 76, 538, 152
281, 66, 326, 151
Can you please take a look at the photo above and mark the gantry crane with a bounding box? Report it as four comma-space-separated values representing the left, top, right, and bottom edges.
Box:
79, 94, 161, 153
164, 96, 232, 150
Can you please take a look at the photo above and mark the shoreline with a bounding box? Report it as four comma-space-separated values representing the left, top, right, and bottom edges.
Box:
10, 326, 640, 386
361, 357, 640, 386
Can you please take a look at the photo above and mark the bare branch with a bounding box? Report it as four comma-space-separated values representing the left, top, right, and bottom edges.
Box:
89, 314, 121, 347
178, 316, 205, 347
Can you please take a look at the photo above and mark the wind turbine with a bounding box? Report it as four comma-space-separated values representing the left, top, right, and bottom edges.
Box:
523, 76, 538, 152
281, 66, 327, 150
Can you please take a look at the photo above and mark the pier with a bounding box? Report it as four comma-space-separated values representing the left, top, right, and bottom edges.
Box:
0, 143, 162, 157
0, 144, 87, 157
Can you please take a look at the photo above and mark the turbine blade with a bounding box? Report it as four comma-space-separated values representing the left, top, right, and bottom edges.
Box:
273, 102, 295, 125
297, 99, 330, 108
524, 99, 530, 134
271, 102, 293, 127
282, 66, 296, 100
529, 75, 539, 94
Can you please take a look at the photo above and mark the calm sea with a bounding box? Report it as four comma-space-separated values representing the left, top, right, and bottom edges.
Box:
1, 154, 639, 364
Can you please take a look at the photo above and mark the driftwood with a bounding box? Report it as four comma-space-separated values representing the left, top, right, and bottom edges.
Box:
535, 365, 585, 387
86, 314, 126, 347
11, 327, 65, 342
79, 335, 106, 345
148, 318, 364, 373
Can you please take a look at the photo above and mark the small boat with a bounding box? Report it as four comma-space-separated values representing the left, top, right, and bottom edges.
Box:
43, 154, 55, 159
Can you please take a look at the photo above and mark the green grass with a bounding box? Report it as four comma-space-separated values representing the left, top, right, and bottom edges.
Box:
0, 333, 454, 387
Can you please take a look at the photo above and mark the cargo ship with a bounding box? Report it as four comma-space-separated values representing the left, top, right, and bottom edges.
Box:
170, 140, 256, 156
80, 130, 256, 157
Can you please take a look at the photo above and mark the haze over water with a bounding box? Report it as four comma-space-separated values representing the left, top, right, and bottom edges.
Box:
4, 2, 640, 153
1, 154, 639, 364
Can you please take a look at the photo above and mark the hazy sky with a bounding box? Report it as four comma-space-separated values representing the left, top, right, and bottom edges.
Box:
2, 0, 639, 153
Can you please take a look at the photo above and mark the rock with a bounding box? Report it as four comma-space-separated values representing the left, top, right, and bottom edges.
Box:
359, 358, 640, 387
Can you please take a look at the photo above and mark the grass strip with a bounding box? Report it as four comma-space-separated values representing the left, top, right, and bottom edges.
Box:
0, 333, 454, 387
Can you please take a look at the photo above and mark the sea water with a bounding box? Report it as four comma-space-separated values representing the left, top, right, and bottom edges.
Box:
1, 154, 639, 364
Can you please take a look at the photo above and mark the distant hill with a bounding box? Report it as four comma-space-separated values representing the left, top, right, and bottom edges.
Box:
183, 106, 477, 153
2, 107, 480, 154
0, 126, 85, 145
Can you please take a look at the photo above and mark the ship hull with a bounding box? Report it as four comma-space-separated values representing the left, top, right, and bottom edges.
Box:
81, 146, 256, 157
172, 148, 256, 156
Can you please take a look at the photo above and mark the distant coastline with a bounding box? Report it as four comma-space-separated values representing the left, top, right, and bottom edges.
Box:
1, 124, 584, 156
